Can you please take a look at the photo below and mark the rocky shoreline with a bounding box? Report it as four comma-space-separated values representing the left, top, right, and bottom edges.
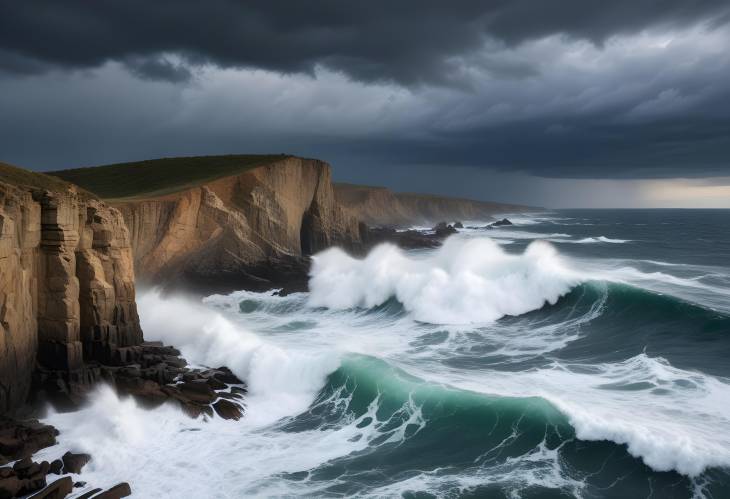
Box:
1, 341, 246, 498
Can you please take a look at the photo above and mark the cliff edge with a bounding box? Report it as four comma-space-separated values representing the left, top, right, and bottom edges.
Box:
0, 162, 142, 413
52, 155, 362, 292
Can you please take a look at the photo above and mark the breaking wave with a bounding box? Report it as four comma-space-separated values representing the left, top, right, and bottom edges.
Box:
308, 237, 581, 324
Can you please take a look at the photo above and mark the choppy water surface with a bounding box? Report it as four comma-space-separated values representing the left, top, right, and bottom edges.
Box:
42, 210, 730, 498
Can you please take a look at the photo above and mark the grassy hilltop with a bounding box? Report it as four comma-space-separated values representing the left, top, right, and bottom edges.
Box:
49, 154, 290, 200
0, 161, 83, 193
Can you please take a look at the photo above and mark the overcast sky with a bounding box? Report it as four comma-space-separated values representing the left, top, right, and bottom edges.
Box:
1, 1, 730, 207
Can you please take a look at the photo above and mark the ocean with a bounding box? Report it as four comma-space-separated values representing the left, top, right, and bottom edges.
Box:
38, 209, 730, 498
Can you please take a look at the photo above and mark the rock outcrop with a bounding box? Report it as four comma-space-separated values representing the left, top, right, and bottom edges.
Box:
112, 157, 361, 291
334, 183, 534, 227
0, 164, 142, 413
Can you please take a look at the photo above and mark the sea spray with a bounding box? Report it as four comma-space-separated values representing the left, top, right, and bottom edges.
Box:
308, 237, 581, 324
137, 291, 340, 425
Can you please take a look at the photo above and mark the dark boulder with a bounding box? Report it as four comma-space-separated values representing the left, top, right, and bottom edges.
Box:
49, 460, 63, 475
453, 221, 464, 229
178, 380, 217, 405
0, 419, 58, 461
491, 218, 513, 226
61, 452, 91, 474
92, 482, 132, 498
213, 399, 244, 421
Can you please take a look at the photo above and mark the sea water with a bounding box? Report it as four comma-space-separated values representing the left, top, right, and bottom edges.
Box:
39, 209, 730, 498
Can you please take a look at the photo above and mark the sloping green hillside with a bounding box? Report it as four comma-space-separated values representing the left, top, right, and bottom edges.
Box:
49, 154, 290, 200
0, 161, 80, 193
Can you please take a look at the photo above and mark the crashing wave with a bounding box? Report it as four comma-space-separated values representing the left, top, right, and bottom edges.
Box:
308, 237, 581, 324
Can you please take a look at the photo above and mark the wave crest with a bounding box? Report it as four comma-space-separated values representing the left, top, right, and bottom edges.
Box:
308, 237, 581, 324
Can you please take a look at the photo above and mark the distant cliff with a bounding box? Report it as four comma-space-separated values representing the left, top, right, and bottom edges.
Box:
334, 183, 533, 227
0, 163, 142, 413
52, 156, 362, 291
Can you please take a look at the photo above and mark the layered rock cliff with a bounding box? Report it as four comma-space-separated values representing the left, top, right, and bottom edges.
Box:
334, 183, 534, 227
108, 157, 362, 290
0, 164, 142, 413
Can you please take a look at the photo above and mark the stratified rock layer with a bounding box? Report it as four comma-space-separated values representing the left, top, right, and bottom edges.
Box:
334, 183, 534, 227
114, 157, 361, 290
0, 178, 142, 413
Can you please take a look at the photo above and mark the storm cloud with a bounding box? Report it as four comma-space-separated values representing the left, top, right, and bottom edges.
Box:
2, 1, 729, 85
1, 0, 730, 195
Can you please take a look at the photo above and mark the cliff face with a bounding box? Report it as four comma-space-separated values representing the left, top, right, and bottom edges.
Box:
334, 183, 534, 227
113, 157, 361, 289
0, 171, 142, 413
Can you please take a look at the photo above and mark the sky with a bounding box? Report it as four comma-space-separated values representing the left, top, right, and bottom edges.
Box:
1, 1, 730, 208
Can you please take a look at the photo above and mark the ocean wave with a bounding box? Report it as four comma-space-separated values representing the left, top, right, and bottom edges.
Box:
137, 291, 340, 425
308, 237, 581, 324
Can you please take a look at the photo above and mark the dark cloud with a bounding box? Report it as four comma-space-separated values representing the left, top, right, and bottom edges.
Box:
1, 1, 730, 189
123, 55, 193, 83
1, 1, 729, 85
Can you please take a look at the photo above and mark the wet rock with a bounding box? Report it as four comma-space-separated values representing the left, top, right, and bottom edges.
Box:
491, 218, 512, 226
28, 476, 73, 498
178, 380, 217, 405
204, 376, 227, 391
212, 367, 244, 385
49, 460, 63, 475
90, 482, 131, 498
231, 386, 248, 396
0, 419, 58, 461
432, 222, 457, 237
453, 221, 464, 229
74, 481, 87, 488
213, 399, 243, 421
61, 452, 91, 474
0, 476, 22, 499
12, 457, 34, 475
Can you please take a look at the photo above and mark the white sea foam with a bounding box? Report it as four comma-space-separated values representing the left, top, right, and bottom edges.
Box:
137, 291, 340, 424
549, 236, 630, 244
308, 237, 581, 324
407, 353, 730, 478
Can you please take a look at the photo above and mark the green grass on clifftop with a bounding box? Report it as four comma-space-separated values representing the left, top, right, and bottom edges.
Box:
49, 154, 291, 200
0, 161, 80, 193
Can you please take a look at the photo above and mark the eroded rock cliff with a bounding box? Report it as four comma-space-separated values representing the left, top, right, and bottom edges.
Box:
0, 165, 142, 412
113, 157, 362, 291
334, 183, 534, 227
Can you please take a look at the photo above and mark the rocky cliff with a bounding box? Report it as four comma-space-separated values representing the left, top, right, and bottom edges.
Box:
107, 157, 362, 291
334, 183, 534, 227
0, 163, 142, 413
